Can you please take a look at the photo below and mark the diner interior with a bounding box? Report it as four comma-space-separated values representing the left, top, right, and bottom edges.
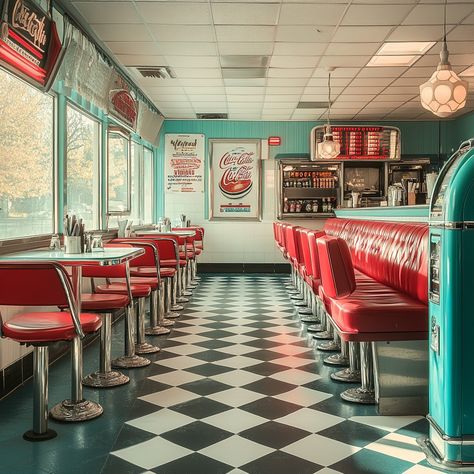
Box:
1, 0, 474, 473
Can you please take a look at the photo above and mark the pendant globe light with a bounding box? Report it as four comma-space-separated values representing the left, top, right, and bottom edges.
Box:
419, 0, 468, 118
317, 70, 340, 159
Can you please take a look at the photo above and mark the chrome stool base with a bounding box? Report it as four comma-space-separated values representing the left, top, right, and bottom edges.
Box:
341, 387, 376, 405
171, 304, 184, 311
135, 342, 160, 355
324, 353, 349, 367
306, 324, 323, 332
331, 368, 361, 383
290, 294, 304, 301
188, 283, 198, 289
300, 315, 318, 323
183, 290, 193, 296
317, 340, 341, 352
112, 355, 150, 369
145, 326, 171, 336
50, 399, 103, 422
23, 429, 57, 442
166, 311, 180, 319
162, 318, 175, 326
298, 308, 313, 316
82, 370, 129, 388
313, 331, 333, 340
293, 301, 307, 308
177, 296, 189, 303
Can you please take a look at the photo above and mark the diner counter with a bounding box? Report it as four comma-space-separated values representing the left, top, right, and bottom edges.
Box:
334, 205, 429, 222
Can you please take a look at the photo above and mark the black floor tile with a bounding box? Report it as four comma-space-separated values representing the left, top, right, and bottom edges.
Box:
240, 396, 301, 420
180, 378, 232, 396
161, 420, 232, 450
242, 378, 297, 396
190, 350, 234, 363
195, 339, 233, 349
242, 450, 321, 474
101, 455, 144, 474
318, 420, 389, 448
137, 378, 171, 397
245, 349, 287, 362
186, 363, 234, 377
242, 339, 284, 349
171, 397, 231, 419
198, 329, 237, 339
112, 424, 157, 451
151, 453, 232, 474
244, 361, 291, 376
240, 420, 310, 449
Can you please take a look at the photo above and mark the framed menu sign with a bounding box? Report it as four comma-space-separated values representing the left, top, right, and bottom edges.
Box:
209, 139, 262, 221
0, 0, 63, 89
165, 134, 205, 193
311, 125, 401, 161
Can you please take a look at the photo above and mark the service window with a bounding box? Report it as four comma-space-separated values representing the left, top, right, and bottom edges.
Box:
65, 104, 101, 229
107, 128, 131, 215
143, 147, 154, 224
0, 68, 54, 239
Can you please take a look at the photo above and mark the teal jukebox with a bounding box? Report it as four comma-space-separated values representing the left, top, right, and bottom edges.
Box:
419, 139, 474, 470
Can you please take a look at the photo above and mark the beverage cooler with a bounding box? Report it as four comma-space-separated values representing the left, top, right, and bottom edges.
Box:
277, 160, 341, 219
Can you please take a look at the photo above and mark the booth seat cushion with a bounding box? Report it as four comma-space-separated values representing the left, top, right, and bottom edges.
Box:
130, 277, 159, 290
96, 282, 151, 298
131, 267, 176, 278
81, 293, 130, 311
324, 218, 428, 305
2, 311, 101, 343
160, 259, 187, 268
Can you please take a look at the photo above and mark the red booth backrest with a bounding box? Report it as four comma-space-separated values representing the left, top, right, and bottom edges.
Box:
324, 218, 428, 305
284, 225, 300, 262
317, 235, 356, 299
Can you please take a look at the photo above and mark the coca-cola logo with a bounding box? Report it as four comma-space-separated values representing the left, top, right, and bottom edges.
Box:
218, 147, 254, 199
11, 0, 48, 52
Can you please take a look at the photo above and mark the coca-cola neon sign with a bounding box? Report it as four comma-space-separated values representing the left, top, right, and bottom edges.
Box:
0, 0, 62, 88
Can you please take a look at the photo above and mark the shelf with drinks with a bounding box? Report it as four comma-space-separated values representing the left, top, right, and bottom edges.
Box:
283, 197, 337, 215
283, 170, 338, 189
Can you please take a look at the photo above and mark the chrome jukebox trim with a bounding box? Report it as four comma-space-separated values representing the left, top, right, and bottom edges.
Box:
427, 415, 474, 446
429, 221, 474, 229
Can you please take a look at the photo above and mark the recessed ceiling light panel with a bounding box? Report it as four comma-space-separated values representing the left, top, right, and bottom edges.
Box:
377, 42, 435, 56
367, 55, 419, 67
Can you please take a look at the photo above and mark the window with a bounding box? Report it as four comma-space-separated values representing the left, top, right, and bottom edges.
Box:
143, 147, 154, 223
107, 128, 130, 214
129, 142, 142, 225
0, 68, 54, 239
65, 105, 100, 230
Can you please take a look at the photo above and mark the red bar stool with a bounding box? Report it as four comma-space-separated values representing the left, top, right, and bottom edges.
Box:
0, 262, 102, 441
112, 239, 172, 335
190, 226, 204, 282
173, 233, 195, 296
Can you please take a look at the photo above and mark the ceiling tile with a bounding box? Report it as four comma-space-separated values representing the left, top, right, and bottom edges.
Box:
147, 25, 215, 42
266, 78, 309, 86
448, 25, 474, 41
136, 2, 212, 24
215, 26, 275, 42
403, 4, 474, 25
227, 95, 265, 102
230, 113, 262, 119
342, 4, 413, 26
348, 77, 395, 87
184, 87, 226, 94
279, 4, 346, 25
343, 85, 387, 94
325, 43, 380, 56
212, 3, 280, 25
268, 68, 314, 78
218, 43, 274, 55
223, 78, 267, 86
301, 94, 330, 101
402, 66, 441, 77
174, 68, 222, 78
331, 26, 393, 43
264, 95, 300, 102
306, 77, 352, 87
179, 78, 224, 86
156, 43, 218, 56
164, 113, 196, 118
225, 87, 265, 95
313, 67, 361, 78
119, 55, 168, 67
166, 56, 220, 68
149, 94, 190, 102
373, 94, 415, 102
331, 102, 368, 109
72, 2, 142, 23
337, 94, 377, 101
388, 25, 454, 42
90, 24, 153, 42
263, 102, 298, 109
107, 42, 160, 55
357, 66, 408, 77
261, 113, 293, 119
384, 85, 420, 94
266, 87, 305, 95
145, 86, 185, 95
273, 43, 327, 56
270, 56, 320, 68
303, 87, 344, 95
318, 55, 370, 67
276, 25, 335, 43
390, 77, 425, 86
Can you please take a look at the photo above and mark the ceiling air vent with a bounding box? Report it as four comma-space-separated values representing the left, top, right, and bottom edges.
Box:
133, 66, 176, 79
297, 101, 329, 109
196, 113, 228, 119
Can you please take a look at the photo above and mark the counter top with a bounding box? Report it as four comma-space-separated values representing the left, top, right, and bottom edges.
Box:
334, 205, 429, 222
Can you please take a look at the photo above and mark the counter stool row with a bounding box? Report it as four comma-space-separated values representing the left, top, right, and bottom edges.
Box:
0, 226, 205, 441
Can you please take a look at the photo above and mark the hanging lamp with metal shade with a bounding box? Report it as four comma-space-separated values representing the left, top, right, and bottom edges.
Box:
419, 0, 468, 118
317, 70, 340, 160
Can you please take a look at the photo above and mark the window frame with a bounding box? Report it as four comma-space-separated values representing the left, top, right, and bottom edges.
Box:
64, 100, 102, 231
143, 145, 155, 225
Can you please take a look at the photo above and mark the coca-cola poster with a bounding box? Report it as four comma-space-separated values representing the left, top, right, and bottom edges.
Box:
165, 134, 204, 193
210, 139, 261, 221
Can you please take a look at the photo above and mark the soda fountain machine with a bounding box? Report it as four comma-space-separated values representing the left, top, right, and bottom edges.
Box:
419, 139, 474, 470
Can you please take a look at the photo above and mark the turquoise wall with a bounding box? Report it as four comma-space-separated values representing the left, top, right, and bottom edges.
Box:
448, 111, 474, 154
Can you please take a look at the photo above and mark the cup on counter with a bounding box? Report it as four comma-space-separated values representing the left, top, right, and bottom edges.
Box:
64, 236, 83, 254
91, 234, 104, 252
351, 192, 361, 208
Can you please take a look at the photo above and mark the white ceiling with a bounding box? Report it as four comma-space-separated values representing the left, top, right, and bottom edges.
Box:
62, 0, 474, 121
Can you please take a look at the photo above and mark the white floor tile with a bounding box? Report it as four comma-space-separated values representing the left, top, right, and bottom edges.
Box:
202, 408, 268, 433
149, 370, 202, 386
276, 408, 344, 432
158, 355, 205, 370
366, 432, 426, 463
402, 464, 445, 473
270, 368, 321, 385
169, 334, 212, 344
221, 325, 258, 334
350, 416, 423, 433
211, 369, 263, 387
173, 325, 214, 335
163, 345, 206, 356
199, 435, 274, 467
217, 355, 262, 369
112, 437, 192, 470
215, 344, 258, 356
271, 345, 313, 356
282, 433, 360, 466
206, 387, 266, 407
267, 334, 306, 344
221, 334, 258, 344
273, 356, 314, 368
127, 408, 195, 435
139, 387, 200, 407
273, 387, 332, 407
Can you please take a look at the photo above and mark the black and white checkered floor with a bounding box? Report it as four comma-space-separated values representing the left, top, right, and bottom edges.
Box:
104, 274, 445, 474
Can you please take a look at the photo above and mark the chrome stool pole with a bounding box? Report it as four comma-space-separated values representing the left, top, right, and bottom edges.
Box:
176, 266, 189, 303
160, 281, 174, 327
306, 295, 323, 332
331, 341, 361, 383
317, 325, 341, 351
135, 298, 161, 354
165, 276, 180, 318
82, 313, 130, 388
146, 289, 171, 336
324, 338, 350, 366
170, 273, 184, 312
313, 309, 333, 340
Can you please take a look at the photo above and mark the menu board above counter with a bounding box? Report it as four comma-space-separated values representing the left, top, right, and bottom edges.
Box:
311, 125, 401, 162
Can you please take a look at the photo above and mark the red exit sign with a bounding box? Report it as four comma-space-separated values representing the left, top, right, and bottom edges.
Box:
268, 136, 281, 146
